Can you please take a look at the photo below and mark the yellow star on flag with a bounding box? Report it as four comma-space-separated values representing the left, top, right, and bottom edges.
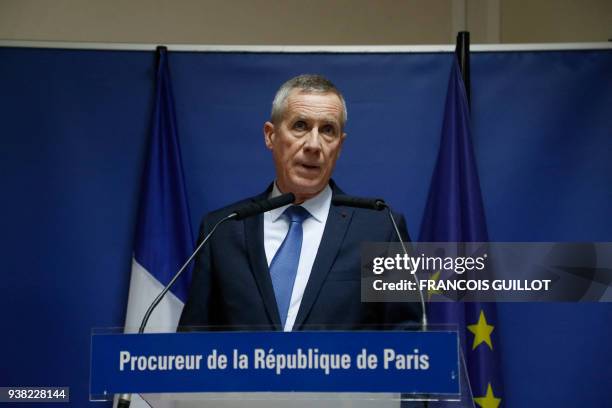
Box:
427, 270, 442, 299
468, 309, 494, 350
474, 382, 501, 408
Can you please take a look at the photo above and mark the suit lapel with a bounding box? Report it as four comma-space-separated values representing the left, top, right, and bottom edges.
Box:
293, 203, 354, 329
244, 194, 283, 330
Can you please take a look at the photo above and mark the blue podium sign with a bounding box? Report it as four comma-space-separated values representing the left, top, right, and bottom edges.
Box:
90, 331, 459, 397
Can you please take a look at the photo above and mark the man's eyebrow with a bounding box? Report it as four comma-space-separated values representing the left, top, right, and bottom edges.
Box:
291, 115, 308, 122
287, 114, 340, 127
322, 117, 340, 124
320, 118, 341, 127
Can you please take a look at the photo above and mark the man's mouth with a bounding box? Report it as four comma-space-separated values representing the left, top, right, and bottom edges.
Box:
297, 163, 321, 174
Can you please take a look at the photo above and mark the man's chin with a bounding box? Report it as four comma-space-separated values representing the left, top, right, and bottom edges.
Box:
287, 181, 327, 201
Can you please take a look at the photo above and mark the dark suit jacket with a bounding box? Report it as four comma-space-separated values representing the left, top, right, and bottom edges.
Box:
179, 181, 420, 331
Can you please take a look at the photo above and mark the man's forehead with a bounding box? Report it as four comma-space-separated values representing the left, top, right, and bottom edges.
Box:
284, 91, 343, 121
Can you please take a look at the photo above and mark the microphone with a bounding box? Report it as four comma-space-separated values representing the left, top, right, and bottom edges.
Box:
332, 194, 386, 211
233, 193, 295, 220
331, 194, 428, 331
118, 193, 295, 407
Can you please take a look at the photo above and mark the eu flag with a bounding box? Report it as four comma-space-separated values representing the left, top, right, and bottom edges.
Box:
419, 58, 504, 407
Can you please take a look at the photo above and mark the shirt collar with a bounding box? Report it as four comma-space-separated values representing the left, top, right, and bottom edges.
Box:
267, 182, 332, 224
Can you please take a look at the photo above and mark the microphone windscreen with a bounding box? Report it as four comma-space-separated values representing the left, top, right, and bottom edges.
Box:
234, 193, 295, 220
332, 195, 387, 211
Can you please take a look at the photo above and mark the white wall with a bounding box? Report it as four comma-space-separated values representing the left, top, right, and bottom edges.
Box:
0, 0, 610, 45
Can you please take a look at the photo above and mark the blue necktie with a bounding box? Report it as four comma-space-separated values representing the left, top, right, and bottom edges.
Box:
269, 205, 310, 328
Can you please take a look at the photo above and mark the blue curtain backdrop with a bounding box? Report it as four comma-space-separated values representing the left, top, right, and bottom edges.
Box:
0, 47, 611, 407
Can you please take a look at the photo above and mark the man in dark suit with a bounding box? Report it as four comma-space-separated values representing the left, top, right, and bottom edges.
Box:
179, 74, 419, 331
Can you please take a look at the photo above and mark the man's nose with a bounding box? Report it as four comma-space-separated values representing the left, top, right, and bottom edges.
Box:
303, 128, 322, 152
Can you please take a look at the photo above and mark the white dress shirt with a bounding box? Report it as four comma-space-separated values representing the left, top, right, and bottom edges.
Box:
264, 183, 331, 331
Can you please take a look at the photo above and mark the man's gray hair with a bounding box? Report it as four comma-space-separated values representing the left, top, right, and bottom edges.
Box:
270, 74, 347, 128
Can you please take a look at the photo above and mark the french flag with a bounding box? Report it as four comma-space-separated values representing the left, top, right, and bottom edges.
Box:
123, 46, 193, 336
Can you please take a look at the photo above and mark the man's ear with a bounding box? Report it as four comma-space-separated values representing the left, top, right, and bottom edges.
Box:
334, 132, 347, 159
263, 121, 275, 150
339, 132, 347, 148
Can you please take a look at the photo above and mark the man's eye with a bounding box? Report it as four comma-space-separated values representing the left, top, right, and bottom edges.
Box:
293, 121, 307, 131
321, 125, 337, 136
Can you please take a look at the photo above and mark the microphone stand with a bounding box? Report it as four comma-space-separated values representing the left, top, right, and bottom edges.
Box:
117, 193, 295, 407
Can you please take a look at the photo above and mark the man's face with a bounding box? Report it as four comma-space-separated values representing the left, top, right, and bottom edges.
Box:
264, 90, 346, 203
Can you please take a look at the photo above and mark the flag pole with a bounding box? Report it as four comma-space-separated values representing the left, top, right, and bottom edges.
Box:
156, 44, 168, 60
455, 31, 471, 109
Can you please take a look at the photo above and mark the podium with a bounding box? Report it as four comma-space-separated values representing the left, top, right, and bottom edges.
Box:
91, 326, 474, 407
